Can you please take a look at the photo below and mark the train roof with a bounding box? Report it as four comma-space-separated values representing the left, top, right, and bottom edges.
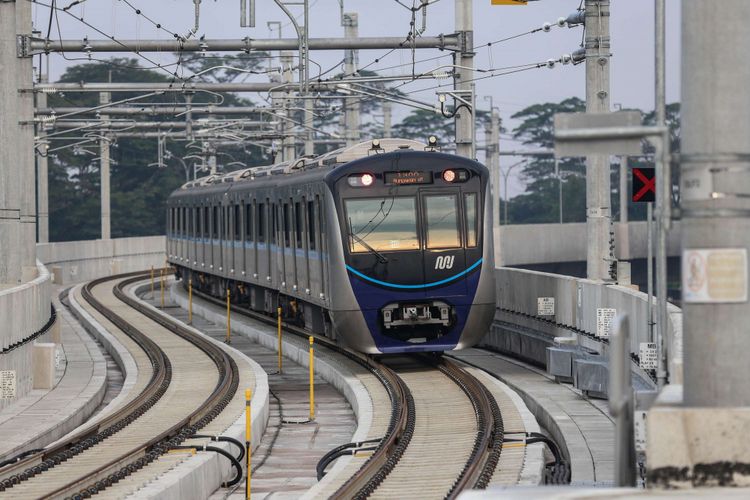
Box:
176, 138, 429, 191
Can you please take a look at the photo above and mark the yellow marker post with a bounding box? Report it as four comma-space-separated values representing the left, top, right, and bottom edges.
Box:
160, 268, 165, 308
150, 265, 155, 296
309, 336, 315, 421
245, 388, 252, 500
277, 307, 283, 374
226, 288, 231, 344
188, 278, 193, 325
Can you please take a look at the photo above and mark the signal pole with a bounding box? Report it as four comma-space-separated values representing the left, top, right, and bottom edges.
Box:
454, 0, 474, 159
584, 0, 614, 281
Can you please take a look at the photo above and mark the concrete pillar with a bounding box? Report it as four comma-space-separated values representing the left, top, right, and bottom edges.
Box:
454, 0, 473, 158
681, 1, 750, 407
0, 1, 36, 284
100, 92, 111, 240
584, 0, 614, 282
32, 343, 56, 390
343, 13, 360, 147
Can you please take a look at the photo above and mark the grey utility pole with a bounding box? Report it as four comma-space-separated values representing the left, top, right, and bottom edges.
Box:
654, 0, 669, 386
383, 101, 392, 138
280, 51, 296, 161
584, 0, 614, 282
100, 91, 111, 240
454, 0, 474, 159
0, 0, 36, 283
343, 13, 361, 147
485, 108, 500, 243
681, 1, 750, 406
36, 70, 49, 244
619, 156, 630, 259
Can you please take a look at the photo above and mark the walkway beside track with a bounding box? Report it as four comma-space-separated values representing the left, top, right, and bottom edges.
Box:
164, 281, 361, 499
0, 288, 107, 462
450, 348, 616, 486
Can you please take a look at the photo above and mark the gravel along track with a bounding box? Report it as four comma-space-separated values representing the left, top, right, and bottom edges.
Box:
0, 271, 239, 499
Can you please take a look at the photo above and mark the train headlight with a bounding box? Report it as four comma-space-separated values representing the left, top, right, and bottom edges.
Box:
347, 173, 375, 187
442, 168, 469, 183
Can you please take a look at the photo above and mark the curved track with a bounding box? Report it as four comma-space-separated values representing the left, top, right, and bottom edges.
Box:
191, 284, 503, 499
0, 271, 239, 499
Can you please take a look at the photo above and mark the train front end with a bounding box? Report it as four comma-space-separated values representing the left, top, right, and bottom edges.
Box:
326, 149, 496, 354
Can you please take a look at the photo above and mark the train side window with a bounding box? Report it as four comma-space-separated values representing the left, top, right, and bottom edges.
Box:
257, 203, 266, 243
234, 204, 241, 241
283, 203, 291, 248
424, 194, 460, 249
295, 201, 303, 249
307, 200, 316, 251
245, 203, 253, 242
202, 207, 207, 239
182, 207, 187, 236
212, 206, 218, 239
269, 203, 279, 245
464, 193, 477, 247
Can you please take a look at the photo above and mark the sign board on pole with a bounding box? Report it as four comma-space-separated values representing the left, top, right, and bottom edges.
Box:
596, 308, 617, 338
537, 297, 555, 316
683, 248, 748, 303
639, 342, 658, 370
0, 370, 16, 399
491, 0, 527, 4
554, 111, 642, 157
632, 167, 656, 203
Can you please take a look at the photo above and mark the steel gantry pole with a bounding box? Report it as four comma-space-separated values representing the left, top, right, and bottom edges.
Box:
1, 0, 36, 283
454, 0, 474, 159
681, 1, 750, 406
584, 0, 614, 282
343, 13, 361, 147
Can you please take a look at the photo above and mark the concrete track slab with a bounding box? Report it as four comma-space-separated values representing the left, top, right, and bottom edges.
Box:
450, 348, 616, 487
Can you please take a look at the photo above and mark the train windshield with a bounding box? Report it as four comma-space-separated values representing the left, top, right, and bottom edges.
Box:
345, 196, 419, 253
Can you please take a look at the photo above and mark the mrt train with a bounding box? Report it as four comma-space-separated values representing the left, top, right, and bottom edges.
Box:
166, 138, 495, 354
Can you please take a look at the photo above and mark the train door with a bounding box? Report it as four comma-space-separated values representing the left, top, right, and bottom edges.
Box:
419, 190, 467, 296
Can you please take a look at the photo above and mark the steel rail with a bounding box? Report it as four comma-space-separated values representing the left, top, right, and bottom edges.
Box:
0, 271, 171, 491
188, 282, 502, 497
439, 358, 504, 497
0, 270, 239, 499
187, 285, 414, 499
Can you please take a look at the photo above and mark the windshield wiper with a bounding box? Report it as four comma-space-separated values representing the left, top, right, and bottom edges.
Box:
349, 218, 389, 263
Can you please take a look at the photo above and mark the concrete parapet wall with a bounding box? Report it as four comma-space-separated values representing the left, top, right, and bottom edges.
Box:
489, 267, 682, 383
0, 260, 53, 409
37, 236, 166, 285
497, 221, 681, 267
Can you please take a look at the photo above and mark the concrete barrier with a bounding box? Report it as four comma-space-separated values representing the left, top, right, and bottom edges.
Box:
36, 236, 166, 285
0, 260, 53, 409
486, 267, 682, 385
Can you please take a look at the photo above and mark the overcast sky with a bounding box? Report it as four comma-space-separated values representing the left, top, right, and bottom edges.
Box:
36, 0, 681, 194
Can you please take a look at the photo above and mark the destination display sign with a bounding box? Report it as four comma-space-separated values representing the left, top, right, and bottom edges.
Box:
384, 171, 433, 185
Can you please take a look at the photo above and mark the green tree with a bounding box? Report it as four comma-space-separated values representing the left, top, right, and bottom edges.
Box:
508, 97, 587, 224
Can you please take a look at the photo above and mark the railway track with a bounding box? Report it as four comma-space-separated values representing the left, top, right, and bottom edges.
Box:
0, 271, 239, 499
189, 282, 504, 499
